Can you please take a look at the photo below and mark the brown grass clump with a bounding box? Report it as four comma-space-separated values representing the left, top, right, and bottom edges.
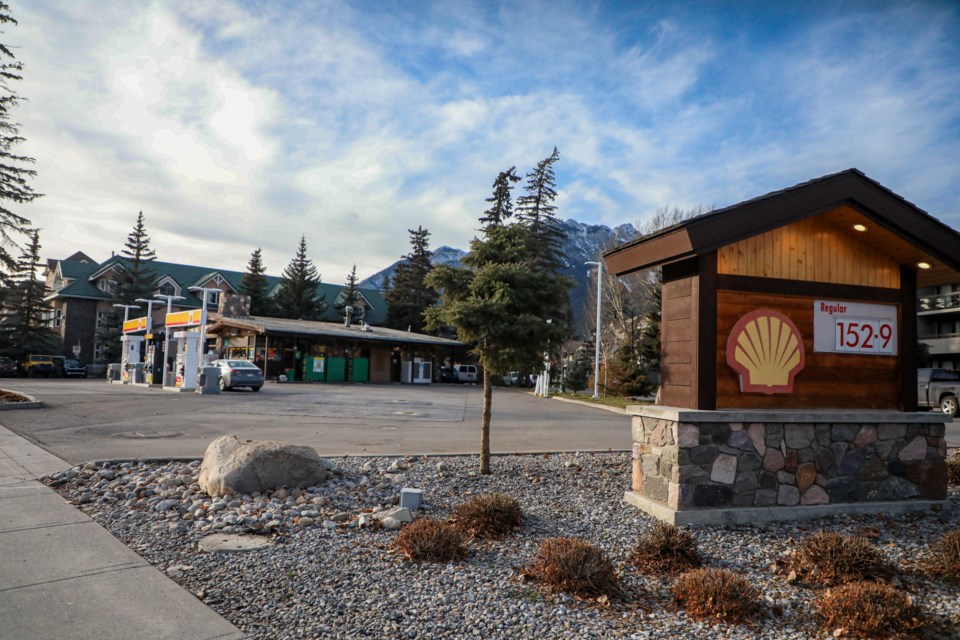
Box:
629, 521, 703, 576
391, 518, 466, 563
672, 567, 762, 624
815, 581, 926, 638
524, 537, 620, 598
450, 493, 523, 540
923, 530, 960, 581
785, 531, 895, 586
948, 452, 960, 486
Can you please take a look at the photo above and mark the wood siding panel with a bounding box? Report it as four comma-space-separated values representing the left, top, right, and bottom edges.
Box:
716, 217, 900, 289
661, 275, 698, 409
715, 290, 900, 410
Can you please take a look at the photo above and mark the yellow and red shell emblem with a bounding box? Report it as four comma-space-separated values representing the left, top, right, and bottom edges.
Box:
726, 309, 805, 395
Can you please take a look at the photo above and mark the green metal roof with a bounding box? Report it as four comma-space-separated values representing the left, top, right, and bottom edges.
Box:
48, 255, 388, 324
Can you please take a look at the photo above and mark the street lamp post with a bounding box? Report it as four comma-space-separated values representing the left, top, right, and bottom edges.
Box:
189, 286, 222, 360
134, 298, 160, 333
154, 294, 185, 378
112, 303, 140, 324
585, 261, 603, 399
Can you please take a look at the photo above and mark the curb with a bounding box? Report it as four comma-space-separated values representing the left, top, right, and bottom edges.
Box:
549, 395, 629, 414
0, 388, 42, 410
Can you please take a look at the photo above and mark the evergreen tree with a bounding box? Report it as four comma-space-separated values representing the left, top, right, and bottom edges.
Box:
240, 247, 273, 316
563, 345, 592, 394
0, 229, 60, 359
516, 147, 565, 271
606, 311, 653, 397
385, 226, 437, 333
426, 221, 571, 474
98, 211, 158, 361
275, 235, 325, 320
335, 264, 364, 321
478, 167, 520, 231
0, 4, 42, 280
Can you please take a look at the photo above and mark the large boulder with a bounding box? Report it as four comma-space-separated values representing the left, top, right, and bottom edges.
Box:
198, 435, 332, 497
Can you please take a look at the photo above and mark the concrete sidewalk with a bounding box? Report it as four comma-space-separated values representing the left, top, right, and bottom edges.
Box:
0, 425, 245, 640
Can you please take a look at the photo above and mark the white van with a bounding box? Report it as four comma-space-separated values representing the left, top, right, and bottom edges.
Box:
454, 364, 478, 383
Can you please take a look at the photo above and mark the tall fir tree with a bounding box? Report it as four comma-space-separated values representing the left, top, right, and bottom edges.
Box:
516, 147, 565, 271
0, 229, 60, 359
478, 167, 520, 231
275, 235, 325, 320
335, 264, 364, 321
385, 226, 437, 333
98, 212, 158, 361
240, 247, 273, 316
0, 4, 42, 281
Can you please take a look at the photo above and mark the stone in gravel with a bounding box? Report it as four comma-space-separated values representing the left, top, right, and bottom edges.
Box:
155, 499, 179, 512
198, 434, 332, 497
198, 533, 272, 552
374, 507, 413, 523
330, 512, 351, 522
79, 492, 92, 504
436, 461, 450, 473
381, 516, 402, 530
298, 517, 315, 526
322, 520, 336, 529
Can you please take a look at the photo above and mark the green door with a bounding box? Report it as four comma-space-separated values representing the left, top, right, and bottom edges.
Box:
326, 357, 346, 382
350, 358, 369, 382
303, 356, 326, 382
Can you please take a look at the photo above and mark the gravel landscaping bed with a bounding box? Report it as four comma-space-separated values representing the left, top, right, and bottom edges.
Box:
44, 453, 959, 639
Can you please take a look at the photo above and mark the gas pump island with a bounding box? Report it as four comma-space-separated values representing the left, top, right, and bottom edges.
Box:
119, 315, 165, 385
163, 309, 203, 392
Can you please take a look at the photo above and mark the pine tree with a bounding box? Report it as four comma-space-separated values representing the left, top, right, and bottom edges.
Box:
385, 226, 437, 333
0, 229, 60, 359
275, 235, 325, 320
240, 247, 273, 316
516, 147, 565, 271
563, 345, 592, 394
98, 212, 158, 361
426, 220, 571, 474
478, 167, 520, 231
335, 264, 364, 321
0, 4, 42, 280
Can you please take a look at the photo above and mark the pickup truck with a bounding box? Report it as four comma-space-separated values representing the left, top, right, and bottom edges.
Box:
918, 368, 959, 417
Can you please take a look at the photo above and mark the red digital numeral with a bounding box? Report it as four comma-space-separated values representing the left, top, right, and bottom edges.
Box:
878, 323, 892, 350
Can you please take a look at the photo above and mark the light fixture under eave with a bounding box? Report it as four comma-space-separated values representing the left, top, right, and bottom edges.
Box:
852, 223, 867, 232
917, 262, 932, 270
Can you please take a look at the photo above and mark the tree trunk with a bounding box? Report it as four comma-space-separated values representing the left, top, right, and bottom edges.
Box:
480, 372, 492, 474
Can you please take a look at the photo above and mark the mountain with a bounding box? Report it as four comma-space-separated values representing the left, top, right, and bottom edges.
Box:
359, 219, 639, 333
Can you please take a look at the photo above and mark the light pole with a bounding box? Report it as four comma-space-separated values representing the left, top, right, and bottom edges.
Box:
134, 298, 161, 333
112, 303, 140, 323
155, 294, 185, 376
585, 261, 603, 398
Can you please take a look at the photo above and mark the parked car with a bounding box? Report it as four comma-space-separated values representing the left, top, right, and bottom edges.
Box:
0, 356, 17, 377
502, 371, 519, 386
918, 367, 959, 417
439, 366, 455, 383
453, 364, 478, 383
63, 359, 88, 378
20, 354, 58, 378
209, 359, 264, 391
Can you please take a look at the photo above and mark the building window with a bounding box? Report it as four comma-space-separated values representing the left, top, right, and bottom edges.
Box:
52, 308, 62, 328
94, 339, 103, 361
157, 281, 176, 297
98, 279, 116, 294
96, 311, 110, 328
207, 290, 220, 307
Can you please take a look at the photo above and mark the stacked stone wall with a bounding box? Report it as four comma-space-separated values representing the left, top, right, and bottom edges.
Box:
631, 416, 947, 510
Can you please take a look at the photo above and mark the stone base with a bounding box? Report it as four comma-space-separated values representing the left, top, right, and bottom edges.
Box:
625, 490, 947, 526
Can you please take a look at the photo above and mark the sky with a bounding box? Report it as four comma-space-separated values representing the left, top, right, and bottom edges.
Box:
10, 0, 960, 284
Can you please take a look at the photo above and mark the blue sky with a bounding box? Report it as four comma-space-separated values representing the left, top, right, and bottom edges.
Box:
14, 0, 960, 284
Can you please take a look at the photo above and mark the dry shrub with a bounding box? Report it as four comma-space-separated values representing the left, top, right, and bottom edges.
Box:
629, 521, 703, 576
392, 518, 466, 562
785, 531, 895, 586
923, 530, 960, 581
672, 567, 762, 624
815, 581, 926, 638
451, 493, 523, 540
525, 537, 620, 598
948, 452, 960, 486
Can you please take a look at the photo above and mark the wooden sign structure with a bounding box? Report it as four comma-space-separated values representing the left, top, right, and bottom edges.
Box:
604, 169, 959, 524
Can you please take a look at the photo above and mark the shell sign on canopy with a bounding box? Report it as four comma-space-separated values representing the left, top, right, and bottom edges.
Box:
726, 309, 805, 395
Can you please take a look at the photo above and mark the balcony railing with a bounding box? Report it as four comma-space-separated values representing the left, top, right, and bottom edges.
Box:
918, 292, 960, 312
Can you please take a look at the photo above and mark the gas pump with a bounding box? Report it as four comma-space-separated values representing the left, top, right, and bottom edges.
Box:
142, 333, 165, 385
173, 331, 200, 389
119, 335, 144, 383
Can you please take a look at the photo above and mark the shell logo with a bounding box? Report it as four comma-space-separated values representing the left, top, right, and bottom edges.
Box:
726, 309, 805, 395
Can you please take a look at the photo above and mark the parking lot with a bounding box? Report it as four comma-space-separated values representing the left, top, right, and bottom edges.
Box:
0, 379, 633, 464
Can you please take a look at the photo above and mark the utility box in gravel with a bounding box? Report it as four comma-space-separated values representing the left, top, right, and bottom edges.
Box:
199, 434, 333, 497
603, 172, 958, 525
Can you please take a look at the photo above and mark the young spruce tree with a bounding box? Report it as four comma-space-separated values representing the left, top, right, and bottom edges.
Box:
240, 247, 273, 316
426, 169, 571, 475
335, 264, 364, 321
275, 236, 325, 320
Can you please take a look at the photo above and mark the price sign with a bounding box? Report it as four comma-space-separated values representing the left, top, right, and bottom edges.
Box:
813, 300, 897, 356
